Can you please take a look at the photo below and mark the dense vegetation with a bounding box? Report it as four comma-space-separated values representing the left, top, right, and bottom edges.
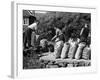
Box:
35, 11, 91, 41
23, 11, 91, 41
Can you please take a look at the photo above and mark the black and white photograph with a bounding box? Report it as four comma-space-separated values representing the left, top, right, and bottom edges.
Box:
23, 10, 91, 69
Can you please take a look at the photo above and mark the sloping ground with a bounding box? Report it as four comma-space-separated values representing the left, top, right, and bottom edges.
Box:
23, 50, 91, 69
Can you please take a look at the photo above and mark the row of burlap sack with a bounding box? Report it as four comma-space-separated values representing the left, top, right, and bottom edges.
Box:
54, 41, 91, 60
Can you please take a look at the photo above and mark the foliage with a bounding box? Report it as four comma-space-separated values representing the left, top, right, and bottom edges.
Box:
35, 11, 91, 40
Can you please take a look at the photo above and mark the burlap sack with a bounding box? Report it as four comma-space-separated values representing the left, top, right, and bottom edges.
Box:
54, 41, 64, 58
61, 42, 70, 59
75, 42, 86, 59
82, 47, 91, 60
68, 42, 78, 59
40, 39, 48, 48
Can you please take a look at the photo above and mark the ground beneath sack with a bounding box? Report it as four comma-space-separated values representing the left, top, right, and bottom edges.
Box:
23, 51, 91, 69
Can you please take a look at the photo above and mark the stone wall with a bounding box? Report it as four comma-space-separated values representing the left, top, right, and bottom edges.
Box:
39, 59, 91, 68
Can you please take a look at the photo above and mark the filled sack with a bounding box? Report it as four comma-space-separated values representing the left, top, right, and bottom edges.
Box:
75, 42, 86, 59
82, 46, 91, 60
68, 41, 78, 59
61, 42, 70, 59
54, 41, 64, 58
40, 39, 48, 48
